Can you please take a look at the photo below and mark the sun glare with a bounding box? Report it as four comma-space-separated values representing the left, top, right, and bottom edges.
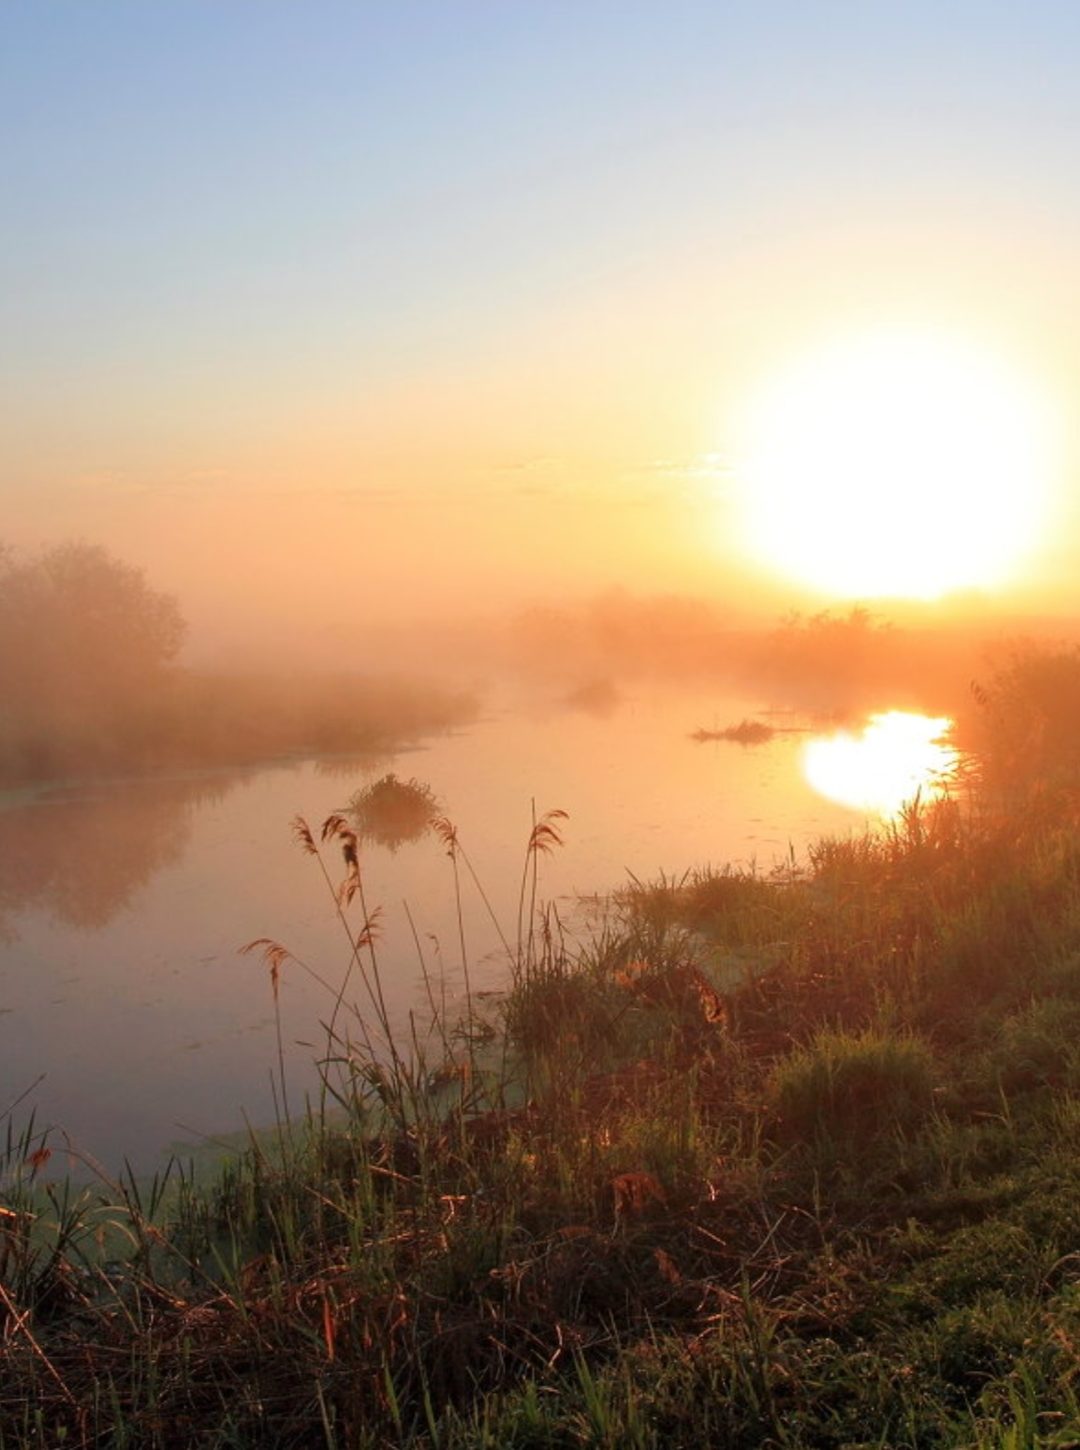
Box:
732, 328, 1055, 599
803, 710, 957, 816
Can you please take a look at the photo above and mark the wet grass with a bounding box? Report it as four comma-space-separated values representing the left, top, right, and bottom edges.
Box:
8, 660, 1080, 1444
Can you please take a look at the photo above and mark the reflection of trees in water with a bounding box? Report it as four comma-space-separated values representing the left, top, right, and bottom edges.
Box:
561, 678, 622, 717
345, 773, 439, 853
311, 751, 395, 782
0, 775, 235, 936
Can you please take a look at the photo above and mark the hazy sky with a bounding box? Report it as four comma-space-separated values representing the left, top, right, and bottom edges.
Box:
4, 3, 1080, 654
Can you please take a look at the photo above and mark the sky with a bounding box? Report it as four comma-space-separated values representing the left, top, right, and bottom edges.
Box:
3, 2, 1080, 658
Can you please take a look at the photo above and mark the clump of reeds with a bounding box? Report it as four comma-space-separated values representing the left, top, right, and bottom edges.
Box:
344, 771, 440, 851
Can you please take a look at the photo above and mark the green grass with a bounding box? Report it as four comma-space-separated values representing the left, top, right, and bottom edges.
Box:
9, 657, 1080, 1444
766, 1023, 936, 1145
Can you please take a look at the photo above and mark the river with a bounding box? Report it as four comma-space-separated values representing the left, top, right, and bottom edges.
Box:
0, 684, 952, 1171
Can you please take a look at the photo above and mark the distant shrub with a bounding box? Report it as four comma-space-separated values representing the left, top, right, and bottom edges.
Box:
0, 541, 186, 777
964, 643, 1080, 797
0, 541, 184, 701
769, 1025, 935, 1144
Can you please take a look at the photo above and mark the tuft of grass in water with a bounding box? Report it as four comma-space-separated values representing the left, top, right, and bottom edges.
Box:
345, 772, 441, 852
690, 717, 776, 745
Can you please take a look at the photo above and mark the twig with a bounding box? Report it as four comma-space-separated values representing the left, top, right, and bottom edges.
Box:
0, 1279, 79, 1408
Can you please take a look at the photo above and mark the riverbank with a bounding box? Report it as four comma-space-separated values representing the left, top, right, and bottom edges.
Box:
0, 668, 477, 787
5, 776, 1080, 1445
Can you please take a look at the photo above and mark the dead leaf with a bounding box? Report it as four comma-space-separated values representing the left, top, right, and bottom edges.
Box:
611, 1171, 668, 1222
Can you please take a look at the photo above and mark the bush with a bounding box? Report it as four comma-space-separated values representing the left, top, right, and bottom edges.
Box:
964, 643, 1080, 798
990, 997, 1080, 1093
769, 1026, 935, 1145
0, 541, 184, 702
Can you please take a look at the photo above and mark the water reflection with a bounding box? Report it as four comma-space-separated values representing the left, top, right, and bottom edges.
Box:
312, 750, 395, 781
0, 775, 236, 935
561, 678, 622, 717
802, 710, 956, 816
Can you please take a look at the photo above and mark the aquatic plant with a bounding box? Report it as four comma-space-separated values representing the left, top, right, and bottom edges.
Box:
344, 772, 440, 852
691, 717, 776, 744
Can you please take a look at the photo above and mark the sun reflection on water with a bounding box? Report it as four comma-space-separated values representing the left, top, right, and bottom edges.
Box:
802, 710, 957, 817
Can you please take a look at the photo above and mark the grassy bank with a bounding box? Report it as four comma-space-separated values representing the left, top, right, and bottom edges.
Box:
0, 669, 477, 787
7, 652, 1080, 1446
7, 789, 1080, 1446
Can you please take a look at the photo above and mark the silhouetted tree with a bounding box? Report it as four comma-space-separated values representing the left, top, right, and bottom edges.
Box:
0, 542, 186, 775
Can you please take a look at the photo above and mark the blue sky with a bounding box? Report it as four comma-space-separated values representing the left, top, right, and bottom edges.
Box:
7, 2, 1077, 393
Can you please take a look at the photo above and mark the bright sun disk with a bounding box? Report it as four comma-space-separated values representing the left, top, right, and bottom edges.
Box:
731, 328, 1056, 599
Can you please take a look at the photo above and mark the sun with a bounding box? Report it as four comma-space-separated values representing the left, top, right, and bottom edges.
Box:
730, 328, 1056, 599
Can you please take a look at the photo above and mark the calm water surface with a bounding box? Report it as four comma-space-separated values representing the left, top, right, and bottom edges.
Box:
0, 685, 911, 1170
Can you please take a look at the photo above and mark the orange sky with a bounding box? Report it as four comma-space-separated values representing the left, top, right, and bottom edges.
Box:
5, 6, 1080, 659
